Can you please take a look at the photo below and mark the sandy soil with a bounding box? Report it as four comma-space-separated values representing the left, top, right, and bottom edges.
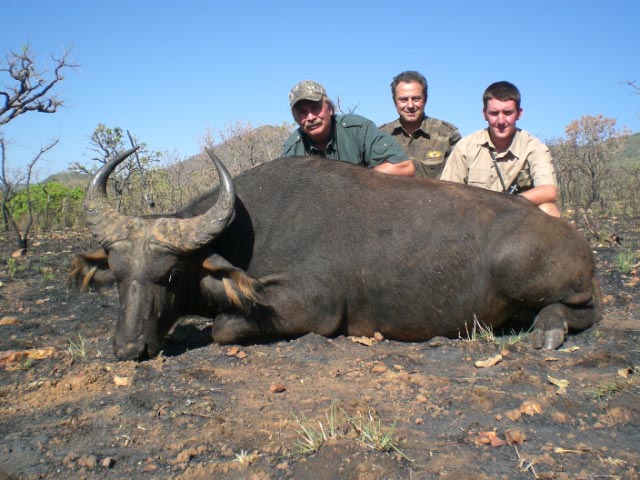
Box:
0, 223, 638, 480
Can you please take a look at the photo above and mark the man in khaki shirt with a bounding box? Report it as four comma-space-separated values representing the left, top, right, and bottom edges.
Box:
380, 71, 461, 179
441, 81, 560, 217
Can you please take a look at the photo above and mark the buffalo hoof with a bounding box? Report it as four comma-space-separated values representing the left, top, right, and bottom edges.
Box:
531, 304, 570, 350
531, 326, 566, 350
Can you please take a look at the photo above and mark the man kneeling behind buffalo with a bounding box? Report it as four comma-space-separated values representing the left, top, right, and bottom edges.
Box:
282, 80, 415, 177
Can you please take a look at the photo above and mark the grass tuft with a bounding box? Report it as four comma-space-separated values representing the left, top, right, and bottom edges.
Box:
293, 400, 411, 461
347, 407, 412, 461
614, 248, 638, 274
460, 315, 495, 343
293, 400, 340, 454
67, 334, 87, 358
592, 378, 632, 402
233, 449, 258, 465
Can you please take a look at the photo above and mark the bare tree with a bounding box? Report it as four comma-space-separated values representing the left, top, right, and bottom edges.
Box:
71, 124, 162, 215
199, 120, 292, 176
1, 137, 59, 252
0, 44, 77, 251
623, 80, 640, 96
1, 44, 78, 125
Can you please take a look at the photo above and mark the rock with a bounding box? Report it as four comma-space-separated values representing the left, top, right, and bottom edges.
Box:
77, 455, 97, 469
0, 317, 18, 326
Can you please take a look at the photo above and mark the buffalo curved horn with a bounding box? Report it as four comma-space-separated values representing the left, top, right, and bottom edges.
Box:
84, 147, 236, 253
84, 147, 140, 247
150, 149, 236, 252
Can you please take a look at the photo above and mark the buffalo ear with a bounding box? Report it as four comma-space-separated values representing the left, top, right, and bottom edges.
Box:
67, 248, 115, 290
200, 254, 264, 310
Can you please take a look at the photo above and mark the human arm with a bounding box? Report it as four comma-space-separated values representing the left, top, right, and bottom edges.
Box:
518, 184, 561, 217
518, 184, 558, 206
522, 135, 561, 216
355, 115, 412, 174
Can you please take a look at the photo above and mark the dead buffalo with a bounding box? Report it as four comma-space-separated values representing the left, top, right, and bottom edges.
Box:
69, 148, 601, 360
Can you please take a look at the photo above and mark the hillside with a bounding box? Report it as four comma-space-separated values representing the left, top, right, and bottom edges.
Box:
43, 170, 91, 189
43, 127, 639, 190
619, 131, 640, 166
43, 124, 291, 192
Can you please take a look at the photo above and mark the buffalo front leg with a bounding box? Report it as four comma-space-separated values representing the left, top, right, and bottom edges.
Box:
211, 312, 276, 345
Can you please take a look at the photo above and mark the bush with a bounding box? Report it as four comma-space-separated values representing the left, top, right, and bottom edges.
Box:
5, 182, 85, 231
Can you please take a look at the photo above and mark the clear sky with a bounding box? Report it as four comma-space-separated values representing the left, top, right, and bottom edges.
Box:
2, 0, 639, 178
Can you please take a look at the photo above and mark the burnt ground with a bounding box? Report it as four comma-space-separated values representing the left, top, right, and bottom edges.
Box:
0, 222, 638, 480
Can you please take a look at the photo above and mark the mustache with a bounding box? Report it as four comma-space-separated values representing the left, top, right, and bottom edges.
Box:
305, 119, 322, 128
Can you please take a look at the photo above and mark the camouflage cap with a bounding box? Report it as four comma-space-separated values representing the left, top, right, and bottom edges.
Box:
289, 80, 327, 108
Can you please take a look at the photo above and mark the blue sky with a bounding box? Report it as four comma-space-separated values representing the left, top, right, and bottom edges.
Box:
2, 0, 639, 178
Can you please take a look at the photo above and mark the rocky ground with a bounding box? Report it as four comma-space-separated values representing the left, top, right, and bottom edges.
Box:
0, 221, 638, 480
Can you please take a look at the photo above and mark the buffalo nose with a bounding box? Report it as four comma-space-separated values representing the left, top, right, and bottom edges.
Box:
113, 338, 149, 361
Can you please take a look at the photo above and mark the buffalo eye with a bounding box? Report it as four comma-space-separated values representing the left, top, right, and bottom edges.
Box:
165, 268, 183, 287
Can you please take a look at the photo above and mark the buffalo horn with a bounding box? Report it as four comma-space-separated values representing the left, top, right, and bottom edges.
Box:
84, 148, 140, 247
84, 147, 236, 253
150, 148, 236, 251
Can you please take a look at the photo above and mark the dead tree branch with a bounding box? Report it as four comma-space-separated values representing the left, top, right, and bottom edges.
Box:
0, 44, 79, 126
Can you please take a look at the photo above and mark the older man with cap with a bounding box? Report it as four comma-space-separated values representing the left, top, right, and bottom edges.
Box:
282, 80, 415, 176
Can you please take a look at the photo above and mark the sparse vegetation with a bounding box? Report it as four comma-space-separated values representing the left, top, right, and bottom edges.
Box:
6, 257, 22, 278
67, 334, 87, 358
233, 449, 258, 466
460, 315, 531, 347
293, 400, 340, 454
592, 378, 632, 402
614, 248, 638, 274
20, 357, 33, 371
461, 315, 496, 343
497, 329, 530, 347
347, 407, 411, 461
293, 401, 410, 461
39, 266, 55, 282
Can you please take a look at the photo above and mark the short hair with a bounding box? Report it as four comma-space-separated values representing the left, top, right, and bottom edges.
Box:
390, 71, 428, 99
483, 81, 521, 110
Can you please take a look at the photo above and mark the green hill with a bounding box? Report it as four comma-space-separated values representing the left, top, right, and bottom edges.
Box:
43, 171, 90, 189
619, 131, 640, 167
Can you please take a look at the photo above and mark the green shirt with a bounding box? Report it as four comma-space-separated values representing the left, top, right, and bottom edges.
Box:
282, 113, 408, 166
379, 116, 461, 179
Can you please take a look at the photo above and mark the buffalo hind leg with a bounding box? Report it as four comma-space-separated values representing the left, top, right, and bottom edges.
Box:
531, 302, 598, 350
531, 304, 568, 350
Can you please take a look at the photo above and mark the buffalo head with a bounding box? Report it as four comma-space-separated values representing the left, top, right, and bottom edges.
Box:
83, 148, 236, 360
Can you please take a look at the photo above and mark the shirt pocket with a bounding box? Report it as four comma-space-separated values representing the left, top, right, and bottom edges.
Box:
419, 150, 445, 166
371, 140, 394, 161
415, 151, 445, 178
467, 166, 494, 188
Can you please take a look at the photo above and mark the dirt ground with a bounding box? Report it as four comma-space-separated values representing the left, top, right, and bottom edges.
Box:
0, 220, 638, 480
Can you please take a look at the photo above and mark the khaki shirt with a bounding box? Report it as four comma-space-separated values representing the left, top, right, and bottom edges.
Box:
379, 116, 461, 178
440, 129, 557, 192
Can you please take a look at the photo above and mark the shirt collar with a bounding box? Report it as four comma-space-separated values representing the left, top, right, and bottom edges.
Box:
480, 128, 522, 156
299, 116, 337, 154
395, 115, 428, 136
